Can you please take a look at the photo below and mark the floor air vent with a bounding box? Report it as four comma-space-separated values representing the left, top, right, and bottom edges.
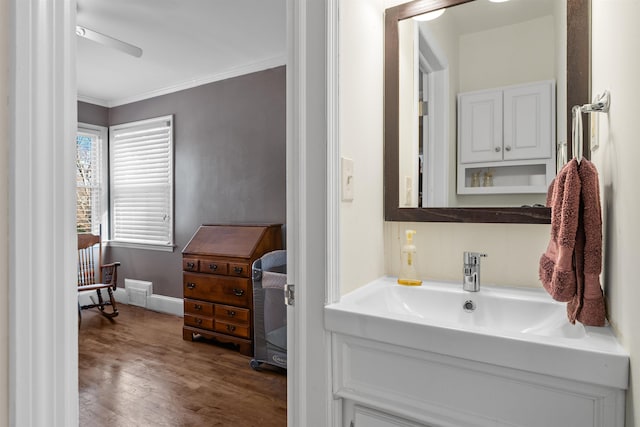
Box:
125, 279, 152, 308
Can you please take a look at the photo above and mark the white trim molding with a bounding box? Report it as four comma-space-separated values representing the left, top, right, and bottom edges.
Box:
327, 0, 341, 307
77, 122, 109, 237
327, 0, 342, 426
9, 0, 79, 426
78, 55, 287, 108
79, 288, 184, 318
287, 0, 333, 425
144, 294, 183, 317
106, 241, 176, 252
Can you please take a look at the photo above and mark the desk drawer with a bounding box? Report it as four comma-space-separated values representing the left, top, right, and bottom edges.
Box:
199, 260, 228, 275
184, 299, 214, 316
183, 258, 199, 272
184, 314, 214, 330
183, 273, 251, 307
215, 304, 250, 325
215, 321, 250, 339
229, 262, 250, 278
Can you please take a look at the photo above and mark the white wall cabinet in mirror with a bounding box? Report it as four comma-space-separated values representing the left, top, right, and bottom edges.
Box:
457, 80, 555, 195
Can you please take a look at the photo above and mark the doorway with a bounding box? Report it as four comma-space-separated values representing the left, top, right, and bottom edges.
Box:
8, 0, 328, 425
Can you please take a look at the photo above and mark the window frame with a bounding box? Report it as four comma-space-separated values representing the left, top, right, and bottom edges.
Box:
76, 122, 109, 237
108, 115, 175, 252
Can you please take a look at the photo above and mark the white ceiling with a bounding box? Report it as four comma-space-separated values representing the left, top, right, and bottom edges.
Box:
76, 0, 286, 107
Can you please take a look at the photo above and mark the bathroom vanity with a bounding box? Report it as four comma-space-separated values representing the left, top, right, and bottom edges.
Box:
325, 278, 628, 427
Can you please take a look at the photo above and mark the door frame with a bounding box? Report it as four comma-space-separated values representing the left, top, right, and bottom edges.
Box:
418, 25, 449, 207
287, 0, 340, 425
10, 0, 338, 426
9, 0, 79, 425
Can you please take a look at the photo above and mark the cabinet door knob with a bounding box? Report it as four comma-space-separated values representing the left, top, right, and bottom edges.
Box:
233, 266, 244, 274
226, 325, 236, 332
505, 145, 512, 152
232, 288, 245, 296
195, 318, 202, 325
494, 147, 501, 152
186, 262, 195, 269
187, 283, 196, 290
227, 310, 236, 317
209, 263, 218, 271
194, 304, 202, 310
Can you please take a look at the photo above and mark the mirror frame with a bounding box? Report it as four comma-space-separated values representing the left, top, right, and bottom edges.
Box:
384, 0, 591, 223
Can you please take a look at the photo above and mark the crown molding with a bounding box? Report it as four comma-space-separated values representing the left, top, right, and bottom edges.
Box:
78, 55, 287, 108
77, 94, 109, 107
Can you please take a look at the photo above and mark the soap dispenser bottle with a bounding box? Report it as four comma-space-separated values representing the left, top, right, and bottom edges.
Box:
397, 229, 422, 286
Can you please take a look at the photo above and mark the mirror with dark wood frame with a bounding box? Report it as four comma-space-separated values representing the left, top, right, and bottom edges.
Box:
384, 0, 590, 223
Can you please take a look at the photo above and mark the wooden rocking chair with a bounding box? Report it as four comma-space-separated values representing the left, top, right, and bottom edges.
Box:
78, 230, 120, 322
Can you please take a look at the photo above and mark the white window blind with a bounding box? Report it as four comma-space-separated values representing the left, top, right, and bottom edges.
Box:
110, 115, 174, 248
76, 124, 107, 235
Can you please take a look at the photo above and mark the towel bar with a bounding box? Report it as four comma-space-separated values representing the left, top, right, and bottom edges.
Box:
580, 90, 610, 113
571, 90, 610, 163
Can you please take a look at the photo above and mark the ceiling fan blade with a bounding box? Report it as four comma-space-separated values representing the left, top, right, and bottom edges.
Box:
76, 26, 143, 58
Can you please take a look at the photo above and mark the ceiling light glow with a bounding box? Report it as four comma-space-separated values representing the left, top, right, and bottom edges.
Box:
413, 9, 446, 22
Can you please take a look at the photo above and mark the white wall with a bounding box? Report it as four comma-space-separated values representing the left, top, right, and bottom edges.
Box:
0, 0, 9, 424
339, 0, 553, 294
385, 222, 548, 287
339, 0, 386, 294
458, 16, 556, 93
591, 0, 640, 423
554, 0, 567, 156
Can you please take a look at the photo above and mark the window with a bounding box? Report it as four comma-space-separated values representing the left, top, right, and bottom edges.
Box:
109, 115, 174, 250
76, 124, 108, 234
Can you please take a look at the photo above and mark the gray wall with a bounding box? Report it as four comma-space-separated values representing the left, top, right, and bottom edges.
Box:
78, 66, 286, 298
78, 101, 108, 126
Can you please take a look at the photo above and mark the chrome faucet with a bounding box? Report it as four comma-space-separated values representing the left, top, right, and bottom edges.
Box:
463, 252, 487, 292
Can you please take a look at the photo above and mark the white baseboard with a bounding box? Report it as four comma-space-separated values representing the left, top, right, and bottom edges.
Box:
113, 287, 128, 304
146, 294, 184, 317
79, 287, 184, 317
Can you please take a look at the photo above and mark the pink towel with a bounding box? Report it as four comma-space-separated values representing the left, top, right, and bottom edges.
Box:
539, 158, 606, 326
539, 159, 580, 302
567, 159, 606, 326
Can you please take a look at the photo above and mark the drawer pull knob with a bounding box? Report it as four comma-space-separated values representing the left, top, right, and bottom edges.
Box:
227, 310, 236, 317
187, 283, 196, 290
209, 263, 218, 271
226, 325, 236, 332
233, 266, 244, 274
194, 304, 202, 310
232, 288, 245, 296
195, 318, 202, 325
186, 262, 195, 269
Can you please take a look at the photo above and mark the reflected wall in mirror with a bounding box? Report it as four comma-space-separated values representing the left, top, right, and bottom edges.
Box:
385, 0, 591, 223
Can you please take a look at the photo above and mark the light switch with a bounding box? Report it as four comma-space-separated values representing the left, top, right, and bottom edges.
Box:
341, 157, 354, 202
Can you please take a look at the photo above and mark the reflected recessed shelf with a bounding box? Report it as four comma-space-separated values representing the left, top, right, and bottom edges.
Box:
458, 162, 551, 195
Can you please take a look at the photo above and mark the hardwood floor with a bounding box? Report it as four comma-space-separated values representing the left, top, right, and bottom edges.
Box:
79, 303, 287, 427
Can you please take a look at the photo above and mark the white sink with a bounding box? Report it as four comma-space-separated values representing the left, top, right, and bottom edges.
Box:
352, 278, 586, 339
325, 277, 628, 390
